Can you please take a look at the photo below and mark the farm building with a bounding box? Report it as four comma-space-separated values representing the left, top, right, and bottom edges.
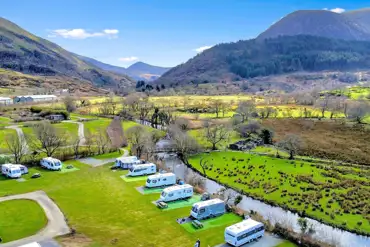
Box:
13, 95, 57, 104
0, 97, 12, 105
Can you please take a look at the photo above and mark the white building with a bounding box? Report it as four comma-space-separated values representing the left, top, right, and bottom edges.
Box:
13, 95, 57, 104
0, 97, 12, 105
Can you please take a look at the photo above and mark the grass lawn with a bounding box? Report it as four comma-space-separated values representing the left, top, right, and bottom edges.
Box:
0, 128, 16, 152
0, 199, 47, 243
92, 150, 123, 160
181, 213, 241, 233
0, 160, 245, 247
188, 151, 370, 235
189, 129, 242, 150
275, 241, 298, 247
0, 116, 12, 127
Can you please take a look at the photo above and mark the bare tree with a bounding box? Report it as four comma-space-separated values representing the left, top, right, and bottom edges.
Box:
6, 132, 28, 163
277, 134, 303, 160
236, 100, 256, 122
220, 101, 230, 118
95, 128, 111, 154
169, 126, 201, 165
174, 117, 191, 131
346, 101, 370, 124
217, 188, 240, 206
199, 157, 209, 176
210, 99, 223, 118
84, 129, 95, 155
259, 107, 275, 119
138, 99, 153, 123
72, 136, 82, 158
63, 96, 76, 113
30, 121, 65, 157
126, 125, 149, 158
235, 120, 261, 138
315, 94, 330, 118
328, 97, 344, 119
125, 93, 146, 112
203, 121, 230, 150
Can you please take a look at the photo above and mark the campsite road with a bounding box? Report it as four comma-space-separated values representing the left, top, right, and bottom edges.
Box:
0, 191, 70, 247
5, 125, 29, 153
63, 121, 85, 146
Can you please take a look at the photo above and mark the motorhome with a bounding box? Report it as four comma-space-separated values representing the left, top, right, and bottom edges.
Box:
114, 156, 141, 169
40, 157, 62, 171
146, 173, 176, 188
127, 163, 156, 177
224, 219, 265, 247
1, 164, 22, 178
158, 184, 193, 202
191, 198, 226, 220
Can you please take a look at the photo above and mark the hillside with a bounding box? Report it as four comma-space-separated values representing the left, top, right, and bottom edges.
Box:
344, 8, 370, 32
77, 55, 170, 81
155, 35, 370, 87
0, 17, 134, 90
257, 10, 370, 41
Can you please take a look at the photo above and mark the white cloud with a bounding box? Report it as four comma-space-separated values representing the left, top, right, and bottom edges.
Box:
48, 28, 119, 39
323, 8, 346, 13
194, 45, 213, 53
118, 56, 139, 62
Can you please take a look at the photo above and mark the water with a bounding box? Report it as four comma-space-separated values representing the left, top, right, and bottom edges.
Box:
158, 148, 370, 247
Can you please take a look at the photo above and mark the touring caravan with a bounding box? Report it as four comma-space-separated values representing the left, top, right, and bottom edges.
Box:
158, 184, 193, 202
127, 163, 156, 177
191, 198, 226, 220
224, 219, 265, 247
1, 164, 22, 178
146, 173, 176, 188
18, 165, 28, 175
114, 156, 141, 169
40, 157, 62, 171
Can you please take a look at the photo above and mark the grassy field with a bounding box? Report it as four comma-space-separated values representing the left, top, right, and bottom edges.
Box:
189, 151, 370, 235
0, 116, 12, 127
0, 128, 16, 152
84, 119, 158, 136
0, 199, 47, 243
189, 129, 242, 150
0, 160, 246, 247
328, 86, 370, 100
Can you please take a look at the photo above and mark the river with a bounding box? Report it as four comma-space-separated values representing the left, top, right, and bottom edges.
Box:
156, 140, 370, 247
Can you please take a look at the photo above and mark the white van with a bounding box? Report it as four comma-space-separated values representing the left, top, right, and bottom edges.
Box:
146, 173, 176, 188
191, 198, 226, 220
128, 163, 156, 177
224, 219, 265, 247
114, 156, 141, 169
158, 184, 193, 202
1, 164, 22, 178
40, 157, 62, 171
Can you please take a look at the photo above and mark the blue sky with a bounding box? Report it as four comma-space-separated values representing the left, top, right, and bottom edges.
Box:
1, 0, 370, 67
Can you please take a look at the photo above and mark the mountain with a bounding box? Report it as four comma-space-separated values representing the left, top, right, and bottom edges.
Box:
257, 10, 370, 41
77, 55, 170, 81
126, 62, 171, 81
0, 17, 134, 91
155, 35, 370, 87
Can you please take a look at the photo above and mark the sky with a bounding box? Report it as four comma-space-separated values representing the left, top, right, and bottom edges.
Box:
1, 0, 370, 68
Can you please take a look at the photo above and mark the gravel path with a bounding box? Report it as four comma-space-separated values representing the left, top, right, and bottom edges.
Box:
63, 121, 85, 146
77, 149, 129, 167
0, 191, 70, 247
214, 233, 283, 247
5, 125, 29, 153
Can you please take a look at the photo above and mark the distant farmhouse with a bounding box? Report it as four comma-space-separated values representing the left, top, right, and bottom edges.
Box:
0, 97, 12, 105
13, 95, 57, 104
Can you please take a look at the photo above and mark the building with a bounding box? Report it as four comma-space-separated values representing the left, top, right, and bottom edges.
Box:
46, 114, 66, 121
13, 95, 57, 104
0, 97, 12, 105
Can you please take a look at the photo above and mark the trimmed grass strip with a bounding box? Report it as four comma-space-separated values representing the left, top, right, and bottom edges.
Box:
181, 213, 242, 233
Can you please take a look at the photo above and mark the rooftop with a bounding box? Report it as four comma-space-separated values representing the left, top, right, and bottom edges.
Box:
148, 172, 175, 179
193, 198, 224, 208
116, 156, 138, 162
0, 97, 11, 100
133, 163, 155, 168
163, 184, 192, 192
17, 95, 57, 99
226, 219, 263, 235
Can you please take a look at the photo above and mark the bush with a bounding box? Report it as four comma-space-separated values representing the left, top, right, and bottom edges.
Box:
39, 110, 69, 119
30, 106, 43, 113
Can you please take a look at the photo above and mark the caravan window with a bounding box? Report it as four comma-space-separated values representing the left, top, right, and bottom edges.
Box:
152, 180, 157, 183
161, 192, 167, 197
147, 179, 151, 183
129, 167, 134, 172
199, 208, 205, 214
163, 178, 167, 181
191, 206, 198, 213
236, 226, 264, 241
169, 193, 174, 197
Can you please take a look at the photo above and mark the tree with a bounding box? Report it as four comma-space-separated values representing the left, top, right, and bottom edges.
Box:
346, 101, 370, 124
125, 93, 145, 112
328, 97, 344, 119
297, 218, 315, 236
315, 94, 330, 118
277, 134, 303, 159
95, 128, 111, 154
259, 128, 274, 145
210, 99, 223, 118
126, 125, 149, 158
6, 132, 28, 163
217, 188, 241, 206
204, 121, 231, 150
63, 96, 76, 113
169, 126, 201, 165
31, 121, 65, 157
236, 100, 256, 122
138, 99, 153, 123
199, 158, 209, 176
235, 120, 261, 138
174, 118, 191, 131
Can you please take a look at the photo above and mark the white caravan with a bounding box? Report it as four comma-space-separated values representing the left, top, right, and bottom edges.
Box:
159, 184, 193, 202
224, 219, 265, 247
1, 164, 22, 178
114, 156, 141, 169
146, 173, 176, 188
40, 157, 62, 171
18, 164, 28, 175
127, 163, 156, 177
191, 198, 226, 220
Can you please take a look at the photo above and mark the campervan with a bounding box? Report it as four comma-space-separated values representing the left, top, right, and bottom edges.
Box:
191, 198, 226, 220
114, 156, 141, 169
146, 173, 176, 188
1, 164, 22, 178
18, 164, 28, 175
158, 184, 193, 202
224, 219, 265, 247
40, 157, 62, 171
127, 163, 156, 177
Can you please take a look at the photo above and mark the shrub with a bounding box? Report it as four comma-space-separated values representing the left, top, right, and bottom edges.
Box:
30, 106, 43, 113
